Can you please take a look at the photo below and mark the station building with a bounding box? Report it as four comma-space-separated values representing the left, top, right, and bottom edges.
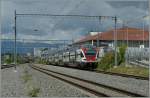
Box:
75, 27, 149, 48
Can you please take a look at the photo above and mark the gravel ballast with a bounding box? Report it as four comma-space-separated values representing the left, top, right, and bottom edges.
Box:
35, 64, 149, 96
1, 64, 89, 97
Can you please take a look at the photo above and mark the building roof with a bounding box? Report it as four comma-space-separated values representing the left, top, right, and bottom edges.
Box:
75, 27, 149, 44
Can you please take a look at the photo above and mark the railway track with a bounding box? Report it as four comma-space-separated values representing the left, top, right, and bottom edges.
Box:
129, 60, 149, 68
46, 64, 149, 80
1, 64, 16, 69
30, 64, 146, 97
94, 70, 149, 80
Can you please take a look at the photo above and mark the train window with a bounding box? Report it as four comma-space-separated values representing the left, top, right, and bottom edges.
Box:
85, 50, 96, 55
80, 52, 84, 57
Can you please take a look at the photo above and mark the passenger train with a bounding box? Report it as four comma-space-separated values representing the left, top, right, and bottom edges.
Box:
48, 45, 99, 69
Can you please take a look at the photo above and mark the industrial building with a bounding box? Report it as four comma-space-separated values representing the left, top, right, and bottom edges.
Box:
75, 27, 149, 48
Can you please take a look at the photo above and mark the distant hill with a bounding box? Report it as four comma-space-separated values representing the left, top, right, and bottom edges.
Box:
1, 40, 63, 55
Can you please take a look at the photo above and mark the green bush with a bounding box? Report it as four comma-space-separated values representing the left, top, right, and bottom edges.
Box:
5, 58, 12, 64
97, 45, 127, 71
3, 54, 26, 64
97, 52, 114, 71
97, 51, 122, 71
118, 45, 127, 63
38, 59, 49, 64
4, 54, 13, 64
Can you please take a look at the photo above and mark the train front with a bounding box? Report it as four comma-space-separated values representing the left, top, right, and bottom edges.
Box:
81, 46, 99, 69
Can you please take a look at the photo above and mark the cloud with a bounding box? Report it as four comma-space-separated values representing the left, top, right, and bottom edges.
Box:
1, 0, 149, 40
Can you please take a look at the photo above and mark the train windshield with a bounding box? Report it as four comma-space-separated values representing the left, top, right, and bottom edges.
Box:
85, 49, 96, 56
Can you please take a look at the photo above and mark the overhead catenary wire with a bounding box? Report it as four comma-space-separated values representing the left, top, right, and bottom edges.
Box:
1, 38, 72, 42
16, 13, 116, 19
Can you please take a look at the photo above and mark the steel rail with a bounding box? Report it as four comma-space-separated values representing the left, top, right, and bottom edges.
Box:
30, 64, 146, 97
94, 70, 149, 80
128, 60, 149, 69
1, 64, 15, 69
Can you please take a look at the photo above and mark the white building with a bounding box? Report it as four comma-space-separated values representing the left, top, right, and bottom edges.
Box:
34, 48, 42, 57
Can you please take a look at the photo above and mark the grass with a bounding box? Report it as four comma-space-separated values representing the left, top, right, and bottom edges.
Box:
22, 74, 32, 83
21, 70, 32, 83
107, 65, 149, 77
28, 87, 40, 97
21, 67, 40, 97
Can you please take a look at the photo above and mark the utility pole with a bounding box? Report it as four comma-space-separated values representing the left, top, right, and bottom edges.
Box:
114, 16, 117, 66
14, 10, 17, 67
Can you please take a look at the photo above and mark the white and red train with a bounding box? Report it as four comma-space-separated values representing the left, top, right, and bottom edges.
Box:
48, 45, 99, 69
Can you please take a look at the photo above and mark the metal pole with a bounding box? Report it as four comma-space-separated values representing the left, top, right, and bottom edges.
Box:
127, 26, 128, 47
142, 21, 145, 46
97, 34, 98, 47
97, 21, 99, 47
126, 26, 129, 65
97, 16, 101, 47
142, 21, 145, 61
64, 40, 65, 49
114, 16, 117, 66
148, 0, 150, 66
14, 10, 17, 67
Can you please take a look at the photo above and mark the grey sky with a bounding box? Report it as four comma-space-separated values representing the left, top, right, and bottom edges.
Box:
1, 0, 149, 40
